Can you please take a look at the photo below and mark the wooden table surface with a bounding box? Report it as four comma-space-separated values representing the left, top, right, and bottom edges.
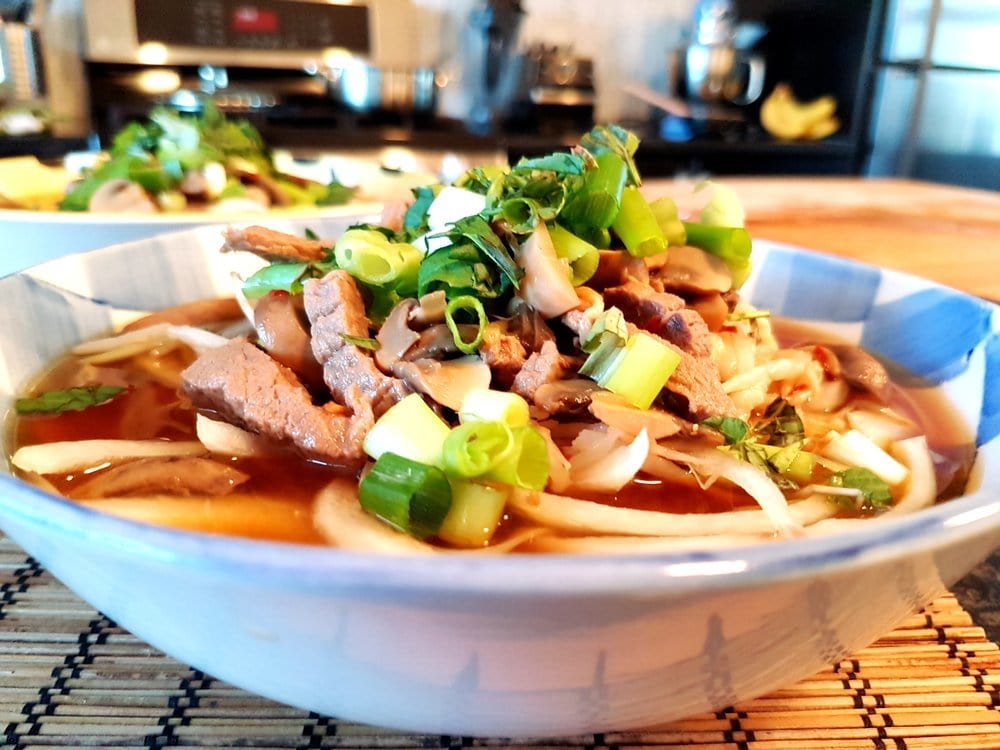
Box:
648, 176, 1000, 302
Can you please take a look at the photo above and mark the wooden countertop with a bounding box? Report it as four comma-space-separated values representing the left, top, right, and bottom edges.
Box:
646, 177, 1000, 302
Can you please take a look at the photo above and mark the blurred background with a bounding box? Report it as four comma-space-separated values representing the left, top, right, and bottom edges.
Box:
0, 0, 997, 189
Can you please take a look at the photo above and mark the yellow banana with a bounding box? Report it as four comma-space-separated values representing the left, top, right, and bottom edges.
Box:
760, 84, 840, 140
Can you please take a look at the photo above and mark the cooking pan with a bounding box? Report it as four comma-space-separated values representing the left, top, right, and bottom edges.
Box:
324, 61, 437, 114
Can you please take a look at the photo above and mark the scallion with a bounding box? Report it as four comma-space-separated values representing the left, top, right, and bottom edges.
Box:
444, 295, 487, 354
362, 393, 451, 468
359, 452, 452, 539
485, 426, 550, 490
560, 151, 628, 229
459, 389, 530, 427
612, 186, 667, 258
334, 229, 421, 292
441, 421, 516, 478
440, 421, 550, 491
582, 326, 680, 410
437, 480, 508, 548
548, 223, 599, 286
648, 196, 687, 246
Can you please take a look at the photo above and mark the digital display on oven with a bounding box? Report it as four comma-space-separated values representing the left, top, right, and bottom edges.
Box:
231, 6, 280, 35
134, 0, 370, 54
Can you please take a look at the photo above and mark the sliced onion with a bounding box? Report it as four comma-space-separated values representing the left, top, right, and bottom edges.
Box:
678, 446, 803, 537
11, 439, 206, 475
568, 427, 650, 494
846, 407, 921, 449
506, 489, 830, 538
885, 436, 937, 515
72, 323, 228, 363
821, 429, 909, 486
195, 414, 281, 458
313, 479, 436, 554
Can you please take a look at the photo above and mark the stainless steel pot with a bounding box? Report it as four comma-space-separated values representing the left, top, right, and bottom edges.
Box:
324, 62, 437, 114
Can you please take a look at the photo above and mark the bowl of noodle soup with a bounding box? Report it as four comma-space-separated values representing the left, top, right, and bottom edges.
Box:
0, 217, 998, 736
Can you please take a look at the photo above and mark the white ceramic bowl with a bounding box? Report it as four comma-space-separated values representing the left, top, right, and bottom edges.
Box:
0, 202, 383, 276
0, 228, 998, 737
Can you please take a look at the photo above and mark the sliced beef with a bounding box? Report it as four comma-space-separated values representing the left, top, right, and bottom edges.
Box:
72, 457, 250, 499
605, 278, 714, 357
181, 338, 370, 469
253, 291, 324, 387
656, 340, 736, 421
479, 322, 527, 388
304, 270, 411, 416
512, 340, 567, 402
222, 225, 327, 262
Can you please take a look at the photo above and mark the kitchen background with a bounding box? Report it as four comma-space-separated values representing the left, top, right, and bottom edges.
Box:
4, 0, 999, 189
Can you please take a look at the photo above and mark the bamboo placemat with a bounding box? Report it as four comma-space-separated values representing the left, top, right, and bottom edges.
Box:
2, 536, 999, 750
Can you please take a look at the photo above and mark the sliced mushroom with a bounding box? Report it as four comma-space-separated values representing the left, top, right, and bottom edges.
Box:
534, 378, 599, 417
656, 245, 732, 295
408, 291, 448, 326
391, 356, 492, 411
88, 179, 157, 213
590, 250, 650, 289
375, 298, 420, 370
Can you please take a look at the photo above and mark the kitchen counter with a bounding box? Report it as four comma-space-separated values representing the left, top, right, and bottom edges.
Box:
652, 175, 1000, 637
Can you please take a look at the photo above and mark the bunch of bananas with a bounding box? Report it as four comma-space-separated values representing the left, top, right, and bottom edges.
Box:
759, 84, 840, 140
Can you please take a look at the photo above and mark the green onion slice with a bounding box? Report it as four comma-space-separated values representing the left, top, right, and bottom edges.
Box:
358, 452, 452, 539
444, 295, 487, 354
442, 421, 516, 478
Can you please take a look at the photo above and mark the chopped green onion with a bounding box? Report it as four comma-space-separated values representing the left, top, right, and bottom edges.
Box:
437, 480, 508, 548
570, 223, 611, 249
582, 327, 680, 410
486, 426, 550, 490
548, 223, 599, 286
580, 307, 629, 354
440, 421, 550, 491
459, 389, 530, 426
334, 229, 421, 292
16, 385, 126, 415
441, 421, 516, 478
560, 151, 628, 229
697, 180, 746, 228
682, 222, 752, 288
759, 443, 815, 486
648, 196, 687, 246
359, 452, 452, 539
363, 393, 451, 467
444, 295, 487, 354
612, 186, 667, 258
581, 124, 641, 186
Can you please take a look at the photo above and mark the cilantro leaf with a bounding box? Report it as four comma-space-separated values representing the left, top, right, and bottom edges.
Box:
701, 416, 749, 445
447, 215, 522, 290
828, 468, 893, 510
581, 124, 641, 186
16, 386, 126, 415
513, 152, 586, 175
403, 185, 437, 235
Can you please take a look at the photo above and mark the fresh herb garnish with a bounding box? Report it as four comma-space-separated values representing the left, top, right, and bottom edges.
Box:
446, 215, 522, 290
702, 401, 813, 487
512, 152, 586, 176
403, 185, 437, 236
16, 386, 126, 415
828, 468, 893, 511
581, 124, 641, 187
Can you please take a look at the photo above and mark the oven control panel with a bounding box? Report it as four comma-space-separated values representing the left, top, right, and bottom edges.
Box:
83, 0, 371, 68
